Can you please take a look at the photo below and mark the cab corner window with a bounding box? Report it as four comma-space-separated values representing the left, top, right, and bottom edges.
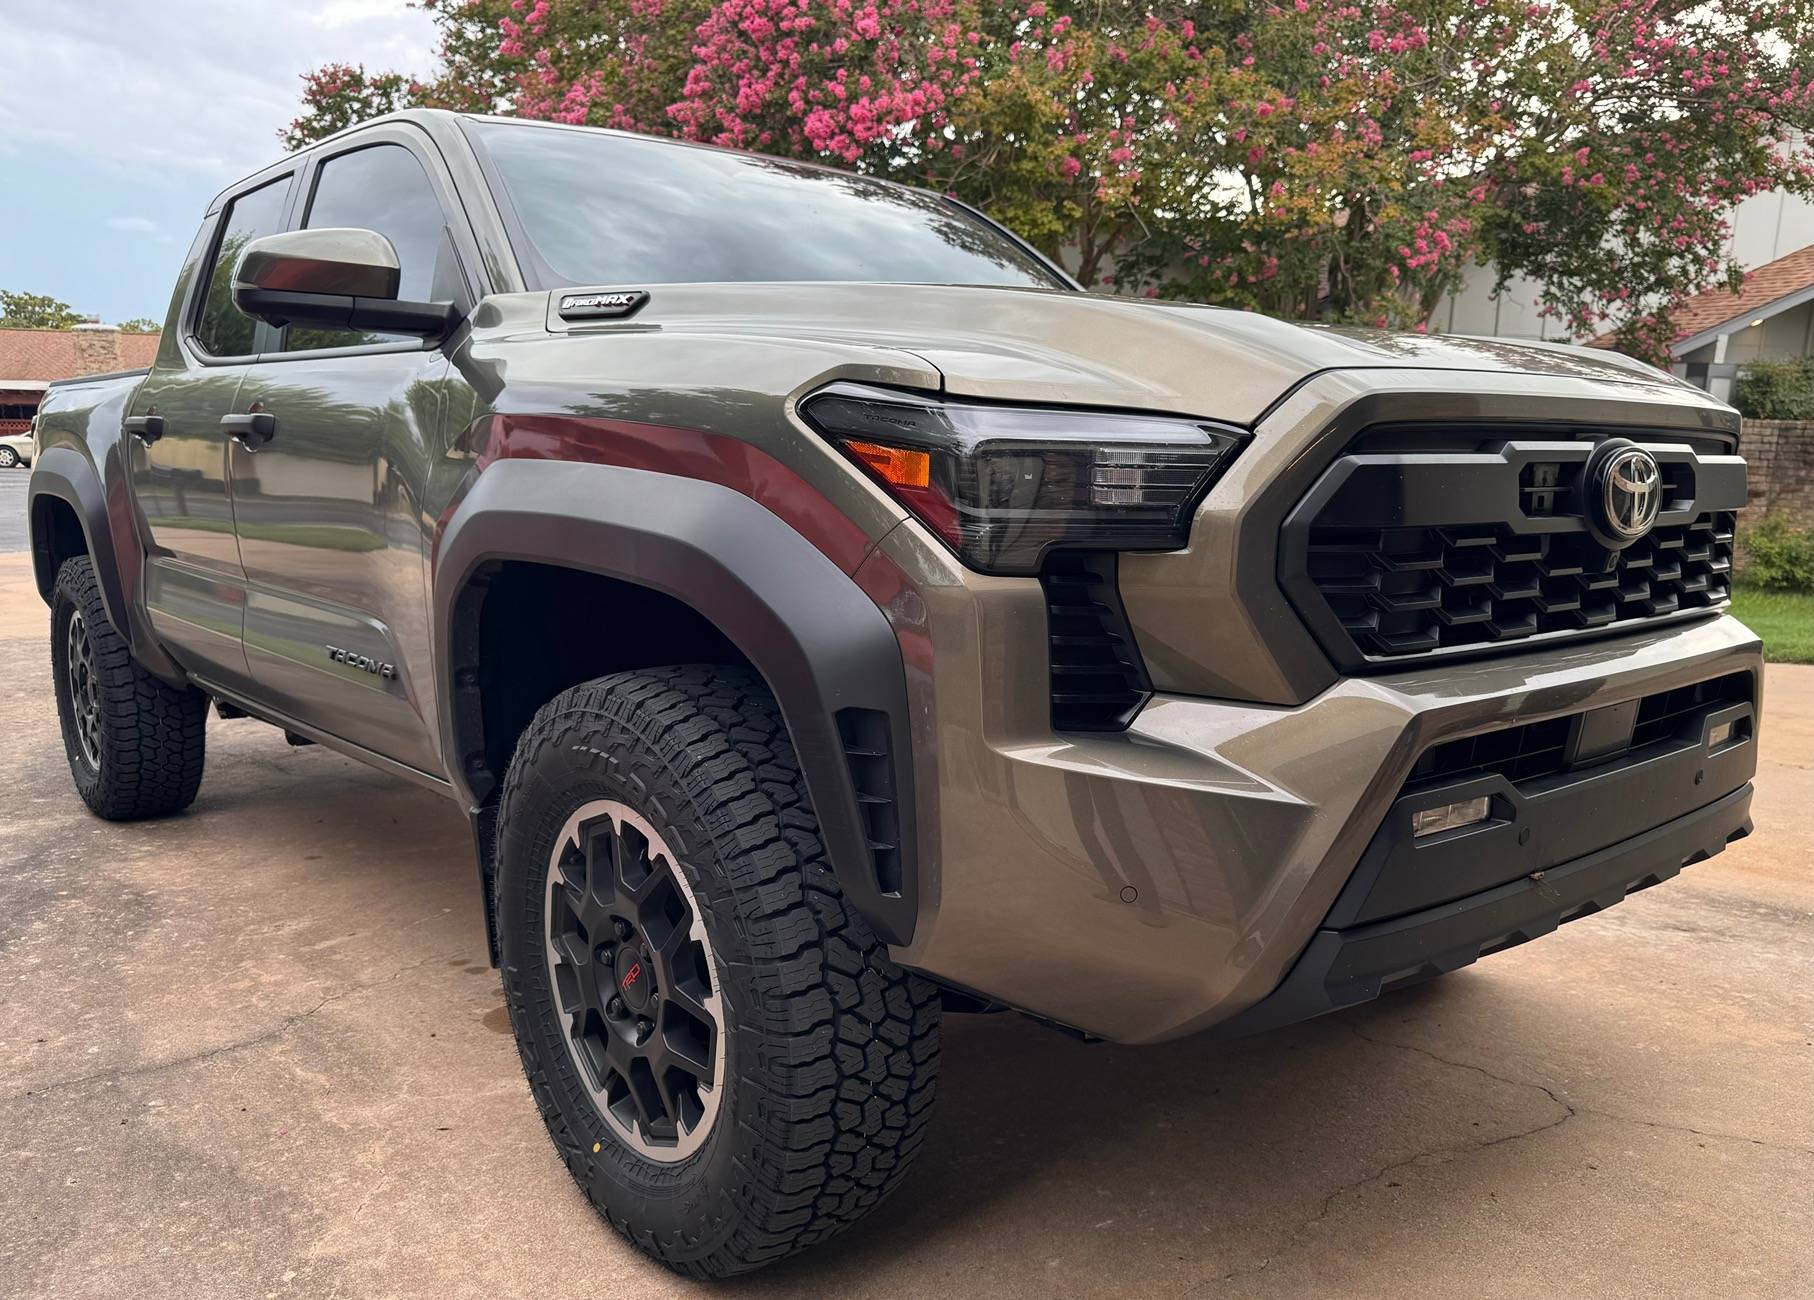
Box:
193, 177, 290, 358
284, 143, 459, 354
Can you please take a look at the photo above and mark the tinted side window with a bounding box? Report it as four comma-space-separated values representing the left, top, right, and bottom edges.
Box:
194, 178, 290, 358
286, 143, 457, 353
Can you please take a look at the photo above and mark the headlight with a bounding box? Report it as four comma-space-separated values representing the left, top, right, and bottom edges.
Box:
800, 383, 1245, 576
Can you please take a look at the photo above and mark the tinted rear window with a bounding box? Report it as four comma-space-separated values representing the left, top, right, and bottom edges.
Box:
472, 121, 1062, 291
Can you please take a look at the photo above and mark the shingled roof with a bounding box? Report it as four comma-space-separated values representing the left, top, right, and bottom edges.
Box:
0, 327, 162, 385
1588, 243, 1814, 353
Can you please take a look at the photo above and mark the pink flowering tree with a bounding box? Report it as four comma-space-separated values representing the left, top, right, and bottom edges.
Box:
1108, 0, 1814, 350
666, 0, 982, 169
282, 64, 420, 151
285, 0, 1814, 360
934, 5, 1198, 289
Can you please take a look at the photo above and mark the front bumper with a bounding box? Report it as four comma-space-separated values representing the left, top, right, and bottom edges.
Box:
1212, 783, 1752, 1039
866, 535, 1763, 1044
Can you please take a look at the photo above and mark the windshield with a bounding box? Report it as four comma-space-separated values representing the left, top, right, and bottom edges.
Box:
470, 120, 1066, 291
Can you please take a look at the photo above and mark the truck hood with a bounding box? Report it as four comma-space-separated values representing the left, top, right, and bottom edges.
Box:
573, 281, 1686, 425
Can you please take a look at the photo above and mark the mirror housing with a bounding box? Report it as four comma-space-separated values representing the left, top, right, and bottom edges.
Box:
231, 228, 457, 339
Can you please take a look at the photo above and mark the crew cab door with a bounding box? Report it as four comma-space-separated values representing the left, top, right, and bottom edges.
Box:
127, 170, 295, 693
225, 132, 469, 777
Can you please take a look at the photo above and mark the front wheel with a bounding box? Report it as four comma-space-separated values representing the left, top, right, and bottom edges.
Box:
0, 446, 19, 469
494, 666, 940, 1277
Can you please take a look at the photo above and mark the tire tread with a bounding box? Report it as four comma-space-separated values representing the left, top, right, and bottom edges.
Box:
52, 556, 206, 820
496, 665, 938, 1278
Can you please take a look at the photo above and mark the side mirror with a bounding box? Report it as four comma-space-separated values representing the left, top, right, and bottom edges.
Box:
232, 228, 457, 339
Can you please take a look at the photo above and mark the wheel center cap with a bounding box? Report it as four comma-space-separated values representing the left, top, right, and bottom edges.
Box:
615, 946, 655, 1010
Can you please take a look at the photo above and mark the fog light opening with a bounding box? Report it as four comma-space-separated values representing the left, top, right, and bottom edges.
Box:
1411, 796, 1492, 838
1707, 718, 1745, 750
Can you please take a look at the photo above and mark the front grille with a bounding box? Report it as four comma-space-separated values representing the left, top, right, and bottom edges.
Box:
1282, 432, 1745, 666
1411, 714, 1574, 787
1308, 514, 1735, 657
1410, 670, 1752, 790
1631, 672, 1752, 749
1042, 551, 1151, 731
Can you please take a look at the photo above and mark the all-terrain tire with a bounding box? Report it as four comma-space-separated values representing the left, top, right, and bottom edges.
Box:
50, 556, 208, 819
494, 665, 940, 1278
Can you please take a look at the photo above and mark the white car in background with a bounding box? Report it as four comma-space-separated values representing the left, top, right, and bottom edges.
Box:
0, 422, 34, 469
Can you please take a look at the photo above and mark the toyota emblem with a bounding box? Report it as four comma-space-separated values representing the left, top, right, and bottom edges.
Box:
1597, 445, 1662, 542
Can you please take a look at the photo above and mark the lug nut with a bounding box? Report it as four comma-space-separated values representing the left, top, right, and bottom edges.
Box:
613, 920, 632, 940
636, 1018, 654, 1044
608, 995, 625, 1017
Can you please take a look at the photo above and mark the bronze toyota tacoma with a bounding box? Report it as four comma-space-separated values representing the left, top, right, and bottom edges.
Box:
29, 111, 1759, 1276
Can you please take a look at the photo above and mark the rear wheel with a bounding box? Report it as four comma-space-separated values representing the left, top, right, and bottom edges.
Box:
495, 665, 940, 1277
50, 557, 208, 819
0, 446, 19, 469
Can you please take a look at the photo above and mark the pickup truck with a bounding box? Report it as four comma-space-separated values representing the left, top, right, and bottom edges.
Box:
28, 110, 1760, 1277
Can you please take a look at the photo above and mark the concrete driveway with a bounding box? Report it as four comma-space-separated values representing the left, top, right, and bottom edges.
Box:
0, 470, 30, 553
1, 548, 1809, 1299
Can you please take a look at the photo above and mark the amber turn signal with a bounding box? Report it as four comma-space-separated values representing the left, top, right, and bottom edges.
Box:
842, 438, 932, 489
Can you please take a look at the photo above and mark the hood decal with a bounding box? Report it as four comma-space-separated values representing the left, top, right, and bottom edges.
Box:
559, 289, 650, 321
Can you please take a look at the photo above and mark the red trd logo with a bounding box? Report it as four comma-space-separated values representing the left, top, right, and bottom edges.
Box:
622, 962, 643, 990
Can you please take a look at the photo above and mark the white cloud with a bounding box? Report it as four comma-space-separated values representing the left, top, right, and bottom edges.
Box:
107, 216, 168, 239
307, 0, 421, 29
0, 0, 439, 183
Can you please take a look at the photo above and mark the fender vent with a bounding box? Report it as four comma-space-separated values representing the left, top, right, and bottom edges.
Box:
837, 708, 902, 897
1041, 552, 1151, 732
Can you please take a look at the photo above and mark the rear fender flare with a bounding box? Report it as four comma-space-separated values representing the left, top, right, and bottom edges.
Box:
28, 444, 184, 681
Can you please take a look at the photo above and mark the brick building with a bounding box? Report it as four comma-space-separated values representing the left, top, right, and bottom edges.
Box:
0, 325, 162, 438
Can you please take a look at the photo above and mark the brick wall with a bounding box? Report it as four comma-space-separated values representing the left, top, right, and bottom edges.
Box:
1742, 419, 1814, 525
69, 323, 123, 375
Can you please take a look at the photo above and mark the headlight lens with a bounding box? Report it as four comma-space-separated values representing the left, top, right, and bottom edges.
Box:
801, 383, 1245, 576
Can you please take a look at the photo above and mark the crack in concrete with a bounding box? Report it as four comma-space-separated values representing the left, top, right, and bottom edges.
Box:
1215, 1019, 1813, 1286
3, 951, 457, 1105
1214, 1036, 1575, 1286
1350, 1024, 1814, 1157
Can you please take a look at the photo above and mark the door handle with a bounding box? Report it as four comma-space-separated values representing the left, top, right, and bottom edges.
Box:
221, 411, 277, 449
124, 414, 165, 444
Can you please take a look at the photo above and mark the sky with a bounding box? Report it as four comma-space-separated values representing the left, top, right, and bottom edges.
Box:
0, 0, 440, 326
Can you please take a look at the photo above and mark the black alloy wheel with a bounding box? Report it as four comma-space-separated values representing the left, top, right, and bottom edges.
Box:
544, 799, 724, 1162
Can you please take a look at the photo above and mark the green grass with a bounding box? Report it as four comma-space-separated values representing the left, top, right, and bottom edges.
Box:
1730, 585, 1814, 664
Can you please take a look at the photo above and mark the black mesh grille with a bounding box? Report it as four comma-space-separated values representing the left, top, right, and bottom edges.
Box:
1283, 433, 1745, 665
1411, 715, 1574, 787
1042, 551, 1151, 731
1631, 672, 1751, 749
1310, 513, 1735, 657
1410, 671, 1752, 790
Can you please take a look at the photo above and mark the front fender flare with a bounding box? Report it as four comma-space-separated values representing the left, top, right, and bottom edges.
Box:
434, 458, 918, 946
